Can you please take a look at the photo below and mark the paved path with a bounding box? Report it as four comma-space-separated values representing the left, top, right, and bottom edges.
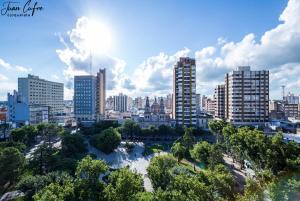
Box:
223, 154, 247, 192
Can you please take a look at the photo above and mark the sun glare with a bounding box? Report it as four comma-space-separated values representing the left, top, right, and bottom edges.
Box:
85, 20, 112, 54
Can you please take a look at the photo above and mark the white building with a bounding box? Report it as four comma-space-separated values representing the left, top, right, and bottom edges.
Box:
225, 66, 269, 126
18, 74, 64, 119
113, 93, 128, 112
172, 57, 197, 126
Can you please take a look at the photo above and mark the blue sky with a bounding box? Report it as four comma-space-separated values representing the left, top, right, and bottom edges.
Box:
1, 0, 300, 100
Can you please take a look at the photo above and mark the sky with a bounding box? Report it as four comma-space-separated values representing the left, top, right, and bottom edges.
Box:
1, 0, 299, 100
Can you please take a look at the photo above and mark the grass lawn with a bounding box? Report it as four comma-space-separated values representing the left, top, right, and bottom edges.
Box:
180, 159, 206, 173
142, 143, 170, 156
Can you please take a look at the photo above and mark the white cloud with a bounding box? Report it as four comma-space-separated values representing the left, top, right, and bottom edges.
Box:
193, 0, 300, 99
0, 58, 11, 70
0, 74, 8, 81
51, 74, 59, 80
130, 48, 190, 97
16, 65, 32, 72
56, 0, 300, 100
56, 16, 129, 99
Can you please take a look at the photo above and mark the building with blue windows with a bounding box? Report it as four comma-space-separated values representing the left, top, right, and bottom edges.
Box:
74, 75, 97, 123
7, 90, 29, 127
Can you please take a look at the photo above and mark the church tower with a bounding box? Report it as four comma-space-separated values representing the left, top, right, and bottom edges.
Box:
144, 97, 151, 121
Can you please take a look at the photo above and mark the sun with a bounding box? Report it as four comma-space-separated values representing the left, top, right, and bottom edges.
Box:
84, 19, 112, 54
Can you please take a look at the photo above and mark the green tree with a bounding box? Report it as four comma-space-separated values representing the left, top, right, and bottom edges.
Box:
0, 141, 26, 152
208, 120, 226, 143
147, 154, 177, 190
122, 120, 141, 138
33, 182, 75, 201
11, 125, 38, 145
182, 127, 195, 151
29, 143, 58, 174
0, 147, 25, 192
158, 125, 174, 136
190, 141, 211, 165
206, 164, 235, 200
104, 167, 144, 201
91, 128, 121, 154
168, 174, 211, 201
74, 155, 108, 201
17, 171, 73, 199
61, 133, 87, 157
171, 142, 186, 163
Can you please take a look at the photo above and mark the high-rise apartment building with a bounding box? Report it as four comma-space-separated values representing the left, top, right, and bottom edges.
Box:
74, 68, 106, 123
113, 93, 128, 112
96, 69, 106, 119
172, 57, 197, 126
74, 75, 97, 122
214, 85, 225, 119
18, 74, 64, 116
225, 66, 269, 126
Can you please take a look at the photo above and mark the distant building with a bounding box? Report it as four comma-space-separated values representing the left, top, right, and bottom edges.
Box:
135, 97, 172, 128
269, 100, 285, 120
96, 69, 106, 120
204, 98, 215, 115
214, 85, 225, 119
284, 92, 299, 104
284, 104, 299, 118
7, 90, 29, 126
197, 112, 213, 129
225, 66, 269, 126
74, 75, 97, 122
196, 94, 201, 114
172, 57, 197, 126
0, 107, 7, 123
113, 93, 128, 112
134, 97, 144, 110
106, 96, 114, 110
18, 74, 64, 119
29, 105, 49, 125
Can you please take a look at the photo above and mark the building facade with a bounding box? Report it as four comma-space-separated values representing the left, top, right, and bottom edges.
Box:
74, 75, 97, 122
284, 92, 299, 104
172, 57, 197, 126
7, 90, 29, 126
96, 69, 106, 119
29, 105, 49, 125
214, 85, 225, 119
18, 74, 64, 117
225, 66, 269, 126
136, 97, 172, 128
113, 93, 128, 112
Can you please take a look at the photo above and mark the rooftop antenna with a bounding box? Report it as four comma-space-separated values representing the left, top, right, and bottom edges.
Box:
281, 85, 285, 101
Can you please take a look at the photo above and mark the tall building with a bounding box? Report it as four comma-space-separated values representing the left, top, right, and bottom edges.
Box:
18, 74, 64, 117
204, 98, 215, 115
214, 85, 225, 119
106, 96, 114, 110
225, 66, 269, 126
172, 57, 197, 126
113, 93, 128, 112
96, 69, 106, 119
134, 97, 143, 109
196, 94, 201, 114
74, 75, 96, 122
7, 90, 29, 126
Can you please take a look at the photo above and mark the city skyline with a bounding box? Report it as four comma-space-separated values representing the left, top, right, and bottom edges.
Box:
1, 0, 300, 101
